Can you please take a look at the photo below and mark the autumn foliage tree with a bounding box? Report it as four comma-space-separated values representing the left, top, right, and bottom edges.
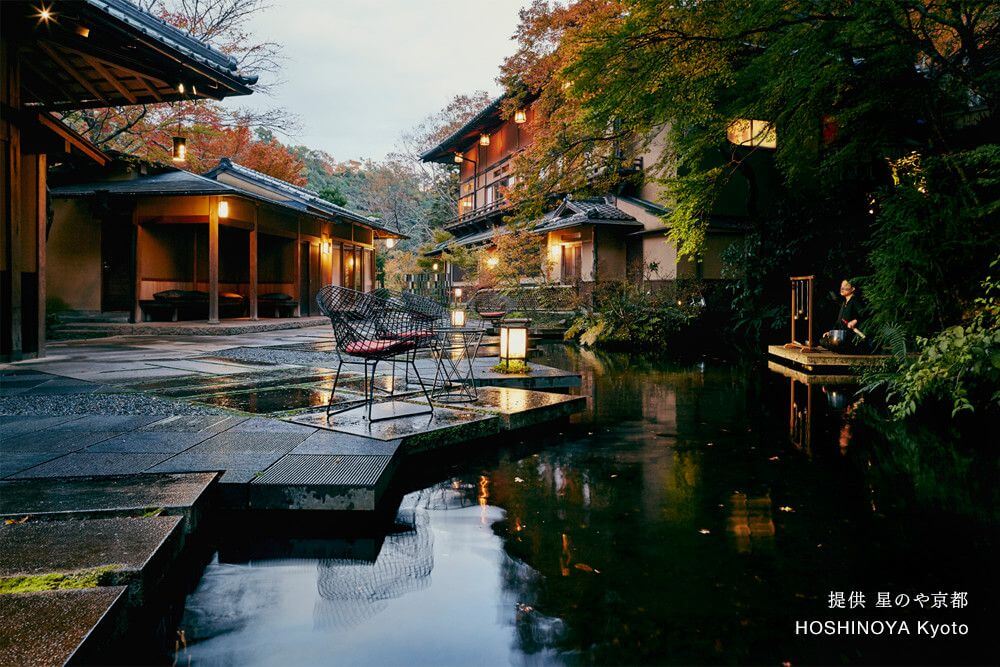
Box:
62, 0, 302, 181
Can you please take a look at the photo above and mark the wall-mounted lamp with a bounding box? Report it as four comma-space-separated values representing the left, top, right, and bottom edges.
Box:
453, 287, 463, 299
432, 262, 440, 272
217, 199, 229, 218
322, 241, 332, 254
171, 136, 187, 162
513, 109, 527, 124
485, 255, 499, 269
454, 153, 464, 163
479, 133, 490, 146
385, 238, 396, 249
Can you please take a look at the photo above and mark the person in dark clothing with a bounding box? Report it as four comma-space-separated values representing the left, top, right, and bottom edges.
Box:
836, 279, 864, 333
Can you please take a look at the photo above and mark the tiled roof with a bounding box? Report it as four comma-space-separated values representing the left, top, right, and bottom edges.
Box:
419, 96, 507, 163
534, 196, 643, 233
85, 0, 258, 89
51, 170, 235, 197
203, 158, 403, 237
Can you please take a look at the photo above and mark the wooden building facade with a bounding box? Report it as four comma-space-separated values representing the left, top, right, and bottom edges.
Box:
1, 0, 257, 359
48, 158, 400, 323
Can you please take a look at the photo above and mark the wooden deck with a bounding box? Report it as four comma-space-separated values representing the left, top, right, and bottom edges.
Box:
767, 345, 888, 373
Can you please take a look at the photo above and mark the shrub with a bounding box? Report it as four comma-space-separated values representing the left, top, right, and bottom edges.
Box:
564, 281, 701, 348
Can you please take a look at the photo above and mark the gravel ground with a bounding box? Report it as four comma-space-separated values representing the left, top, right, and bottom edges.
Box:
0, 389, 229, 416
209, 346, 341, 368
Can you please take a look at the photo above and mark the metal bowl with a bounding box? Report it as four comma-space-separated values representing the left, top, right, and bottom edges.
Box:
822, 329, 848, 349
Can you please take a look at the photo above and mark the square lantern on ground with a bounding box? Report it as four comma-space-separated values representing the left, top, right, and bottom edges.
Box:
499, 321, 529, 369
450, 308, 466, 327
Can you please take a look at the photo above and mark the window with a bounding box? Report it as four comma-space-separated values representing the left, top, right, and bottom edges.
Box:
726, 119, 777, 149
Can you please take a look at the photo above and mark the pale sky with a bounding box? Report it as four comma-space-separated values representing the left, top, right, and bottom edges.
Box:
224, 0, 528, 161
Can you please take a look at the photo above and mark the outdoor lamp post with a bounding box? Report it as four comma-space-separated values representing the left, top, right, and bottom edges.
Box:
499, 321, 528, 370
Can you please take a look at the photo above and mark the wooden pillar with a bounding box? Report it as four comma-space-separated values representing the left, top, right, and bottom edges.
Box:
35, 153, 46, 357
3, 40, 24, 359
133, 212, 144, 323
249, 205, 258, 320
293, 217, 301, 317
208, 196, 219, 323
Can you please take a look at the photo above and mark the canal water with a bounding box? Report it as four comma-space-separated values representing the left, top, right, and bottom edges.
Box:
174, 345, 995, 665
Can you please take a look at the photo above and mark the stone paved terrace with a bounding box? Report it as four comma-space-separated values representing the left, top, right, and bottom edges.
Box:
1, 325, 584, 511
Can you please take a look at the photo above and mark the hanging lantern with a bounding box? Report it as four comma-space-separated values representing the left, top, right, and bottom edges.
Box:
453, 153, 464, 163
450, 308, 466, 327
499, 321, 528, 369
479, 133, 490, 146
432, 262, 440, 271
513, 109, 527, 124
217, 199, 229, 218
171, 136, 187, 162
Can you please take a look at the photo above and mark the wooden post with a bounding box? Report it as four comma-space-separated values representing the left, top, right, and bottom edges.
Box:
249, 205, 258, 320
208, 196, 219, 323
36, 153, 46, 357
294, 218, 301, 317
3, 40, 24, 359
133, 211, 144, 323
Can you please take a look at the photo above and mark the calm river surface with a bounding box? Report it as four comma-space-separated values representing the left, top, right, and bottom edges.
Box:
175, 345, 995, 666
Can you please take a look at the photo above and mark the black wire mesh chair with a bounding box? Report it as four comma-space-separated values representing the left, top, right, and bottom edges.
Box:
467, 289, 513, 326
316, 285, 435, 422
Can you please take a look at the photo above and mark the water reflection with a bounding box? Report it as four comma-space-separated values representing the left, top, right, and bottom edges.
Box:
314, 509, 433, 629
175, 345, 994, 666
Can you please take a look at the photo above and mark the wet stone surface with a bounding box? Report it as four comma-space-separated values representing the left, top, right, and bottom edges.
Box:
290, 430, 401, 457
189, 386, 348, 414
0, 473, 217, 519
9, 452, 174, 479
85, 431, 215, 454
0, 587, 128, 666
295, 402, 500, 446
0, 516, 182, 577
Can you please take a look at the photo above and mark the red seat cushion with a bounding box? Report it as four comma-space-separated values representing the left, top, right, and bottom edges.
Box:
479, 311, 506, 318
344, 339, 416, 356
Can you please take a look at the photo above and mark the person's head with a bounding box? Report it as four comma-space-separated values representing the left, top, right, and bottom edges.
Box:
840, 280, 855, 297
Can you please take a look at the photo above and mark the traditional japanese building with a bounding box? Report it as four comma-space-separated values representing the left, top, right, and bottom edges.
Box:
2, 0, 258, 359
420, 95, 776, 294
47, 157, 401, 323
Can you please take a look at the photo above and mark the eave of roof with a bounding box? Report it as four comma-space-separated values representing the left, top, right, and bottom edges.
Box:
420, 96, 508, 163
203, 158, 404, 238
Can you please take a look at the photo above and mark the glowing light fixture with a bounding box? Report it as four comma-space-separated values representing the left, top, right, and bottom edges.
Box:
432, 262, 440, 271
479, 133, 490, 147
486, 255, 499, 269
177, 82, 186, 95
75, 25, 90, 38
726, 119, 776, 149
217, 199, 229, 218
385, 237, 396, 249
171, 136, 187, 162
453, 287, 463, 299
453, 153, 464, 163
450, 308, 466, 327
322, 241, 332, 254
513, 109, 527, 124
499, 321, 528, 369
35, 3, 53, 23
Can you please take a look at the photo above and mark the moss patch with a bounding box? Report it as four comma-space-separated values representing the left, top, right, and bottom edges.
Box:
490, 360, 531, 374
0, 566, 121, 594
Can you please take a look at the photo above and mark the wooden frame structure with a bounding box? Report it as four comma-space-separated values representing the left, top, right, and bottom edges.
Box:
784, 275, 817, 351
